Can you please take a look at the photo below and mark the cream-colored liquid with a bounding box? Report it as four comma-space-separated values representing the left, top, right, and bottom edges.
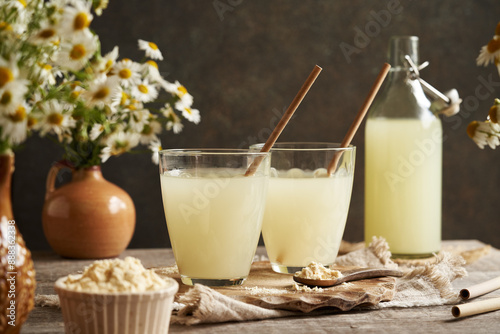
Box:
262, 171, 354, 267
160, 169, 268, 279
364, 118, 442, 255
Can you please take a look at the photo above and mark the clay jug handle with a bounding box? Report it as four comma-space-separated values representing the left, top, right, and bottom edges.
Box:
45, 160, 74, 199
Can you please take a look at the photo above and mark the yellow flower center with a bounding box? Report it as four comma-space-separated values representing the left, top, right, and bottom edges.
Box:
0, 66, 14, 88
146, 60, 158, 69
70, 81, 81, 89
148, 42, 159, 50
120, 92, 129, 105
27, 116, 37, 128
1, 91, 12, 105
70, 91, 81, 100
48, 113, 64, 125
177, 85, 187, 96
9, 105, 26, 123
184, 107, 192, 115
70, 44, 87, 60
112, 138, 130, 152
104, 59, 113, 71
487, 38, 500, 54
489, 105, 499, 123
142, 125, 153, 135
43, 64, 52, 71
38, 28, 56, 39
94, 87, 110, 100
74, 12, 91, 31
138, 84, 148, 94
0, 22, 13, 31
118, 68, 132, 79
466, 121, 479, 138
17, 0, 27, 8
127, 104, 137, 110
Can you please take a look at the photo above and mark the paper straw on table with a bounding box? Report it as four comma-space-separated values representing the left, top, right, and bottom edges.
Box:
460, 276, 500, 300
451, 297, 500, 318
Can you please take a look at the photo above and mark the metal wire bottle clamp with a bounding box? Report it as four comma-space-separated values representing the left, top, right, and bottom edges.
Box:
405, 55, 462, 116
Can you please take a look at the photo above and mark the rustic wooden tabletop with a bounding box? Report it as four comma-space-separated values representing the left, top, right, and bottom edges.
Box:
22, 240, 500, 333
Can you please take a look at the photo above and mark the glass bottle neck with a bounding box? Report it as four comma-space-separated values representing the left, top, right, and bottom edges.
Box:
388, 36, 419, 69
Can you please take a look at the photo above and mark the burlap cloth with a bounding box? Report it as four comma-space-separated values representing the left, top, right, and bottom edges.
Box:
36, 238, 492, 325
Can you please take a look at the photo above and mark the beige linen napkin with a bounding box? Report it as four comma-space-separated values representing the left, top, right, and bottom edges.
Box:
172, 284, 296, 325
336, 237, 467, 307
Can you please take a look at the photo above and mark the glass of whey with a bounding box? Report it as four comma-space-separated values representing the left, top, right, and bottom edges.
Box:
251, 142, 355, 274
159, 149, 270, 286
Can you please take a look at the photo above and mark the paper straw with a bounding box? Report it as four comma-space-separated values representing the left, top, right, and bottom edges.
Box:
460, 276, 500, 300
245, 65, 322, 176
451, 297, 500, 318
326, 63, 391, 175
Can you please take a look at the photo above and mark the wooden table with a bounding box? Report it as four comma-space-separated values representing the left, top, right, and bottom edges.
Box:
22, 240, 500, 333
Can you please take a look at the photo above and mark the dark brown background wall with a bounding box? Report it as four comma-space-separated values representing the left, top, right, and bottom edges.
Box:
12, 0, 500, 250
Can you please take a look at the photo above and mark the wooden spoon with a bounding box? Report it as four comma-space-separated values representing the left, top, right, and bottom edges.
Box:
293, 268, 404, 287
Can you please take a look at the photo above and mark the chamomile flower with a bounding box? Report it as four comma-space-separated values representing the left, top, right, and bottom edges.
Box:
164, 80, 193, 106
8, 0, 29, 12
167, 115, 183, 134
486, 132, 500, 149
6, 0, 29, 27
89, 123, 105, 141
179, 106, 201, 124
161, 103, 183, 134
113, 58, 141, 88
477, 37, 500, 67
142, 60, 164, 84
93, 0, 109, 16
82, 75, 119, 108
36, 63, 60, 86
30, 21, 59, 45
0, 80, 28, 114
0, 102, 30, 145
111, 87, 129, 109
94, 46, 119, 74
477, 23, 500, 66
55, 32, 98, 71
138, 39, 163, 60
140, 119, 161, 144
128, 109, 151, 132
148, 139, 162, 165
122, 98, 143, 113
131, 79, 158, 103
0, 57, 19, 89
467, 120, 500, 149
488, 99, 500, 123
58, 0, 93, 37
68, 79, 84, 100
99, 131, 140, 163
39, 100, 76, 141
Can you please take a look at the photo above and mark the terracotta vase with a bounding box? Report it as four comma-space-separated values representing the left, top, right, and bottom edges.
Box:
42, 162, 136, 259
0, 153, 36, 334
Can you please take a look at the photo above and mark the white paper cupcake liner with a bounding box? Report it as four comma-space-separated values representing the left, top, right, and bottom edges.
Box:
55, 277, 178, 334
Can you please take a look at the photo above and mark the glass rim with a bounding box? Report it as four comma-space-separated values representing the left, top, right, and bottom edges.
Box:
249, 142, 355, 152
159, 148, 271, 157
